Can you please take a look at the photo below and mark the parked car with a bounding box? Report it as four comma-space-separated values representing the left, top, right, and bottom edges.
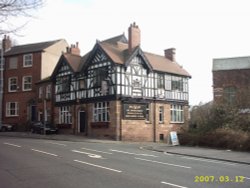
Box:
0, 123, 13, 132
30, 122, 58, 134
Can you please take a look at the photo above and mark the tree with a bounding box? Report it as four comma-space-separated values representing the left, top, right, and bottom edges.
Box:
0, 0, 44, 34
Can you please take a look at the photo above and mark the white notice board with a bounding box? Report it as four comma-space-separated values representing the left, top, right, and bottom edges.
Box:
170, 131, 179, 146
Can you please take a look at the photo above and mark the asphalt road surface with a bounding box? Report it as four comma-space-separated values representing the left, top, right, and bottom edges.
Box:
0, 137, 249, 188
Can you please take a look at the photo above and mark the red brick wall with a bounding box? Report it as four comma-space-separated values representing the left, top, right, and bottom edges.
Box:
213, 69, 250, 101
3, 52, 42, 129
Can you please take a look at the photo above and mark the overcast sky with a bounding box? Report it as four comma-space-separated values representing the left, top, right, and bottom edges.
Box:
9, 0, 250, 105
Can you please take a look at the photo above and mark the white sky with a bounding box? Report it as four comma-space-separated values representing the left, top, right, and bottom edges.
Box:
8, 0, 250, 105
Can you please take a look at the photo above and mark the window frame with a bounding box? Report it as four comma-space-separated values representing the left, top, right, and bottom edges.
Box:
23, 54, 33, 67
170, 105, 184, 123
46, 84, 51, 99
93, 102, 110, 122
59, 106, 72, 124
22, 76, 32, 91
159, 106, 164, 123
6, 102, 19, 117
8, 77, 18, 92
38, 86, 43, 99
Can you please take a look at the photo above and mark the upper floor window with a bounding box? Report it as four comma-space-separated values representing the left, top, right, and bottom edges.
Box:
171, 105, 184, 123
57, 76, 71, 93
38, 87, 43, 99
158, 74, 165, 89
172, 79, 183, 91
23, 76, 32, 91
9, 57, 18, 69
93, 67, 108, 87
23, 54, 33, 67
46, 85, 51, 99
6, 102, 19, 116
8, 77, 18, 92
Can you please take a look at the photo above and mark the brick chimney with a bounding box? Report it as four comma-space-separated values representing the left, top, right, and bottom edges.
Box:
164, 48, 176, 62
128, 22, 141, 53
66, 42, 80, 56
2, 35, 12, 52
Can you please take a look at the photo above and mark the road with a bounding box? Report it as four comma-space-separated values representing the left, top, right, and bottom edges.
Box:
0, 137, 249, 188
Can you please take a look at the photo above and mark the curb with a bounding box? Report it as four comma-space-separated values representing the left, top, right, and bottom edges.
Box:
0, 133, 120, 144
143, 146, 250, 166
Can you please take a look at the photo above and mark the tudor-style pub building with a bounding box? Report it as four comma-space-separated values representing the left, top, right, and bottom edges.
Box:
52, 23, 191, 142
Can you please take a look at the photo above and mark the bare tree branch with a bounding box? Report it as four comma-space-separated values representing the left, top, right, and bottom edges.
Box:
0, 0, 44, 35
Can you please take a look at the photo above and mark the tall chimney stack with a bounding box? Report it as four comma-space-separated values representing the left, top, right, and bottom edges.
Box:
2, 35, 12, 52
66, 42, 81, 56
164, 48, 176, 62
128, 22, 141, 53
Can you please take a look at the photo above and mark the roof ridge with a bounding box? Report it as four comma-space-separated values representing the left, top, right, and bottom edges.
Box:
12, 39, 64, 48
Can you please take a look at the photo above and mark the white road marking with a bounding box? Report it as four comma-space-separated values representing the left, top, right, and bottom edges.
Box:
244, 177, 250, 180
161, 181, 188, 188
31, 149, 58, 157
110, 149, 158, 157
4, 142, 21, 147
72, 150, 102, 158
74, 160, 122, 173
164, 152, 173, 156
81, 147, 113, 154
182, 156, 238, 166
45, 141, 67, 146
135, 157, 191, 169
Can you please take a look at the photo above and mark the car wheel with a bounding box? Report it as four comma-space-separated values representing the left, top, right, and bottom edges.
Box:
1, 127, 7, 132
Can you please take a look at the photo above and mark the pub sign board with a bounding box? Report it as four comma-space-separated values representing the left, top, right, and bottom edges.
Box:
123, 103, 146, 119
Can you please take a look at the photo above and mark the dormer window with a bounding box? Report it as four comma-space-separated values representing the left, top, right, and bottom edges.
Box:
23, 54, 33, 67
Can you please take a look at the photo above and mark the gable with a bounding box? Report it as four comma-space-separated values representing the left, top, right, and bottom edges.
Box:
124, 47, 152, 72
81, 43, 113, 73
51, 55, 74, 80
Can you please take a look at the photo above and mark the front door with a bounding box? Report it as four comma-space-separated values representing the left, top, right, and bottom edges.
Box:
31, 105, 37, 122
79, 111, 86, 133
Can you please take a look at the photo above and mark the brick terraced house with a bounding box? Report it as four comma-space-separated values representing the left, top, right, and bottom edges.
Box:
2, 38, 68, 130
51, 23, 191, 142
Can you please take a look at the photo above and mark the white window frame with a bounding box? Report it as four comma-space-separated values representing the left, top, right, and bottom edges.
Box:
6, 102, 19, 116
59, 106, 72, 124
170, 105, 184, 123
23, 54, 33, 67
23, 76, 32, 91
93, 102, 110, 122
8, 77, 18, 92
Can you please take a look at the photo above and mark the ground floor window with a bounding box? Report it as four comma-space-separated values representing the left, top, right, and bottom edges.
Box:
159, 106, 164, 123
93, 102, 110, 122
59, 106, 72, 124
6, 102, 19, 116
171, 105, 184, 123
145, 104, 150, 122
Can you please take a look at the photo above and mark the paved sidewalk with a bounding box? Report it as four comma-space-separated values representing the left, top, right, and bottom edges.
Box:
149, 145, 250, 165
1, 132, 249, 165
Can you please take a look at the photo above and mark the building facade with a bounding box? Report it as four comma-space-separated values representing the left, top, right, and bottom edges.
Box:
52, 23, 191, 142
2, 39, 68, 130
213, 56, 250, 104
